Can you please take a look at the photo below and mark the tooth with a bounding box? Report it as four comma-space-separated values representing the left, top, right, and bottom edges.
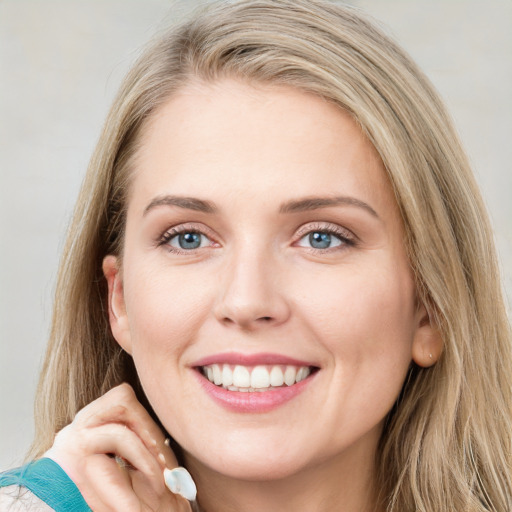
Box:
212, 364, 222, 385
222, 365, 233, 386
232, 365, 251, 387
251, 366, 270, 388
208, 363, 311, 390
284, 366, 297, 386
269, 366, 284, 387
296, 367, 310, 382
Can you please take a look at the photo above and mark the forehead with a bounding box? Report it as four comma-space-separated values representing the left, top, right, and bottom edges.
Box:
129, 79, 397, 218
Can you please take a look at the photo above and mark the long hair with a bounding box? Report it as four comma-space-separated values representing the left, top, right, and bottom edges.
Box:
31, 1, 511, 510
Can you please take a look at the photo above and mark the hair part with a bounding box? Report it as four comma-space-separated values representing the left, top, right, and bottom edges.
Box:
31, 1, 511, 510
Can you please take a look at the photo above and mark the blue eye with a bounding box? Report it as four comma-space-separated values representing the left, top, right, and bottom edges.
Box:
297, 230, 344, 250
309, 232, 335, 249
168, 231, 209, 250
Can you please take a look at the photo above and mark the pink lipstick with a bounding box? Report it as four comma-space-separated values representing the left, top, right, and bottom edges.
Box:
191, 352, 319, 413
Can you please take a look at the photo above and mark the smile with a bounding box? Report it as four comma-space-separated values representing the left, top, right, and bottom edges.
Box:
200, 364, 313, 392
192, 353, 319, 412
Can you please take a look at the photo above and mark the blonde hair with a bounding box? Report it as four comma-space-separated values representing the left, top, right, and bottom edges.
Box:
31, 1, 511, 510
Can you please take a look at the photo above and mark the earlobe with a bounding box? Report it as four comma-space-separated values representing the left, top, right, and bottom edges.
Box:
102, 255, 132, 354
411, 306, 443, 368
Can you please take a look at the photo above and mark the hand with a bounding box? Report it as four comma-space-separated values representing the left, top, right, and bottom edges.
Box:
44, 383, 193, 512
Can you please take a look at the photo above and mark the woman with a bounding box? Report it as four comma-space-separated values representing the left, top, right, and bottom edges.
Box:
1, 0, 510, 510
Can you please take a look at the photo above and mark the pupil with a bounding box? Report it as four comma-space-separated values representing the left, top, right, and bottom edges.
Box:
309, 232, 331, 249
179, 232, 201, 249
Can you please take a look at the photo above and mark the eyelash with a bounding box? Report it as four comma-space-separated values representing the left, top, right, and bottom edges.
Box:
157, 222, 356, 255
157, 224, 217, 254
294, 222, 356, 252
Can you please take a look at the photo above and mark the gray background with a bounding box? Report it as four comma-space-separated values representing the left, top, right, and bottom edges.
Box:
1, 0, 511, 471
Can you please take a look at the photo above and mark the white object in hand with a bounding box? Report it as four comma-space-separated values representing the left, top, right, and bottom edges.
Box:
164, 467, 197, 501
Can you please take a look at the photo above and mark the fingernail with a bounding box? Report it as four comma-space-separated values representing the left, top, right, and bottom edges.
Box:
164, 438, 171, 447
163, 467, 197, 501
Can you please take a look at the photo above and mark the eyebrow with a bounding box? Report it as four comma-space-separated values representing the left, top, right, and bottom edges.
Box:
279, 196, 379, 217
143, 195, 218, 215
143, 194, 378, 218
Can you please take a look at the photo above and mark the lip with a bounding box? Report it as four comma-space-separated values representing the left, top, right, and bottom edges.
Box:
191, 352, 317, 368
191, 352, 319, 413
193, 372, 316, 413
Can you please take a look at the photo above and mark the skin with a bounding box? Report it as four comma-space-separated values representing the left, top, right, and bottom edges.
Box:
45, 384, 190, 512
51, 79, 442, 512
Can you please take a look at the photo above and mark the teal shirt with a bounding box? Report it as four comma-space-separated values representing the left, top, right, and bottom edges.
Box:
0, 458, 91, 511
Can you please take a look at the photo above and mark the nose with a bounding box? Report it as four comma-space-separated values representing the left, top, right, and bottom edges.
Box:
213, 248, 291, 331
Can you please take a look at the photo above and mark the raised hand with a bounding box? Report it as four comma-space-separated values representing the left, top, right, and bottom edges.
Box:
44, 383, 194, 512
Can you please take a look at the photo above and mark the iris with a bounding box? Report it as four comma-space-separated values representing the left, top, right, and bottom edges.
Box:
309, 232, 332, 249
179, 232, 202, 249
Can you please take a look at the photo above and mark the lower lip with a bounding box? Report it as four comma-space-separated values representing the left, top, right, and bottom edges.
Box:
194, 371, 316, 413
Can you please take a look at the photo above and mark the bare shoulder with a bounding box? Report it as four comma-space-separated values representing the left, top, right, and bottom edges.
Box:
0, 485, 53, 511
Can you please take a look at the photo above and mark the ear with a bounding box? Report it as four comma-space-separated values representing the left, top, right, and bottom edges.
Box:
411, 304, 443, 368
102, 255, 132, 354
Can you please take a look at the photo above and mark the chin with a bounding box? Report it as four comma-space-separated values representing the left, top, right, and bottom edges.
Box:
182, 436, 314, 482
197, 453, 309, 482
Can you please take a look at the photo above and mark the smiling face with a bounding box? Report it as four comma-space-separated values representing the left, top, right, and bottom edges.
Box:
104, 79, 439, 484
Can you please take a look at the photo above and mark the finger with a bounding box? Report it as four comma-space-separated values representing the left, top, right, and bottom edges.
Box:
82, 455, 142, 512
74, 383, 170, 465
90, 405, 172, 474
44, 446, 138, 512
82, 423, 163, 485
50, 421, 165, 493
58, 384, 192, 506
160, 437, 180, 469
80, 385, 165, 436
84, 425, 169, 510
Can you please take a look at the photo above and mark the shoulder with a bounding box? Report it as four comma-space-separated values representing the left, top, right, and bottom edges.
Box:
0, 459, 90, 512
0, 485, 53, 511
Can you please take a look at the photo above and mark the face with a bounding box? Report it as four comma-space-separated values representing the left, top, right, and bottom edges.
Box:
104, 79, 438, 482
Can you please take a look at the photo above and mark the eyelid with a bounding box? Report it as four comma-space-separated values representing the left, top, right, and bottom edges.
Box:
294, 221, 357, 243
156, 221, 357, 254
157, 222, 220, 252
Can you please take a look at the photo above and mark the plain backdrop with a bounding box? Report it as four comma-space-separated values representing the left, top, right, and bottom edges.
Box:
1, 0, 511, 470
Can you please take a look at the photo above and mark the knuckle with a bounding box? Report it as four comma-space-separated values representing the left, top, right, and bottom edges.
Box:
113, 382, 136, 401
53, 423, 75, 444
111, 404, 130, 422
74, 408, 87, 423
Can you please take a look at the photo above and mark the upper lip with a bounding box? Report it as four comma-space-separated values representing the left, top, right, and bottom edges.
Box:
191, 352, 319, 368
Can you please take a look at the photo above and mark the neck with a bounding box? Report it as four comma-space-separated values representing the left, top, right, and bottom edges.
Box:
184, 439, 383, 512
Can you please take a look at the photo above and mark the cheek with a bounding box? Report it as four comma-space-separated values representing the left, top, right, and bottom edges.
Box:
123, 263, 216, 357
295, 265, 416, 445
121, 263, 218, 430
298, 261, 416, 379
